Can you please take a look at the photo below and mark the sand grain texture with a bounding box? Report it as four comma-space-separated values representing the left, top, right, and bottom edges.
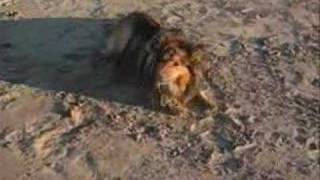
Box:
0, 0, 319, 179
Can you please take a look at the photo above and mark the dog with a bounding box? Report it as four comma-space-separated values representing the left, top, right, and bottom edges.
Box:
104, 12, 212, 113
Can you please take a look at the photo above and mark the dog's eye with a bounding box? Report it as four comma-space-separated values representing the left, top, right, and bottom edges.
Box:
162, 48, 176, 61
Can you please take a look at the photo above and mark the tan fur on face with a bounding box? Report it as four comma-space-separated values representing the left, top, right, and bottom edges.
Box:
157, 62, 191, 98
154, 48, 193, 112
153, 32, 208, 113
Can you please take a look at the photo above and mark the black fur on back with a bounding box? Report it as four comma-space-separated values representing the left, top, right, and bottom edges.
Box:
105, 12, 163, 85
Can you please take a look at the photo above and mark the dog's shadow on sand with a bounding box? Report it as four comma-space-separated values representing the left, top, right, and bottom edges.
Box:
0, 18, 151, 108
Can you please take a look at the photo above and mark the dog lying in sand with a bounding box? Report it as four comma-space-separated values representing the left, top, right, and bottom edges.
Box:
104, 12, 215, 113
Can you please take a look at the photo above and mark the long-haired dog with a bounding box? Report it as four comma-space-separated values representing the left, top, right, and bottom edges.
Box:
104, 12, 212, 113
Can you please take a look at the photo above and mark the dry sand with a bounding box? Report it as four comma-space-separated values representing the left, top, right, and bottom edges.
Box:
0, 0, 319, 179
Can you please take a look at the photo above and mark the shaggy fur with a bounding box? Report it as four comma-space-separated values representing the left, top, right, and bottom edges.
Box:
105, 12, 162, 84
105, 12, 207, 112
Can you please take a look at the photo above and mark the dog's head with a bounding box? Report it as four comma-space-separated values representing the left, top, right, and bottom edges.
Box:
153, 30, 206, 110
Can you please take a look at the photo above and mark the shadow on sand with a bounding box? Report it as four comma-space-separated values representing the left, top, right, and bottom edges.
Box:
0, 18, 151, 108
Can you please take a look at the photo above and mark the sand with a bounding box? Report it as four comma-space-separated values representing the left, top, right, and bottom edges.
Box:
0, 0, 319, 179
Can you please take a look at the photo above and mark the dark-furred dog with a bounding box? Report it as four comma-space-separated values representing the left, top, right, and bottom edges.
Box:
104, 12, 211, 113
